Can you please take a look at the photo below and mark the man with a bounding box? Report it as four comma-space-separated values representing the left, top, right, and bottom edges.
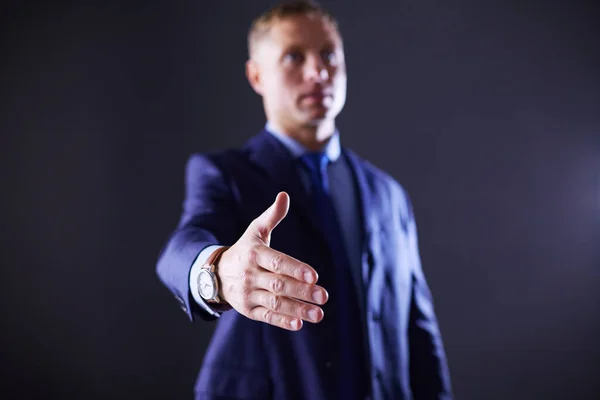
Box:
156, 1, 453, 399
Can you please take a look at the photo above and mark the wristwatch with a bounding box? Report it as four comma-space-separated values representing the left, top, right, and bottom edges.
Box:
197, 246, 230, 303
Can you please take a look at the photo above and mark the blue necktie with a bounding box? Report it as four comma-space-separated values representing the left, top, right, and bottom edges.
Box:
299, 152, 368, 400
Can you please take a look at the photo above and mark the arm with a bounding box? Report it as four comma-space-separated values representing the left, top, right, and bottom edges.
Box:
156, 153, 240, 322
406, 201, 454, 399
156, 153, 328, 328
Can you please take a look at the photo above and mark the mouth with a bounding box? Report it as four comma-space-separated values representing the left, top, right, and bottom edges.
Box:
300, 90, 332, 103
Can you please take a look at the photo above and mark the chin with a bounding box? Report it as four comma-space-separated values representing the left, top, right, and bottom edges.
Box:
296, 102, 341, 126
304, 115, 328, 127
307, 106, 333, 121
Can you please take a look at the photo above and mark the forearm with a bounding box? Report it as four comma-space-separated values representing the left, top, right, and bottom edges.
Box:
156, 153, 241, 321
156, 227, 224, 322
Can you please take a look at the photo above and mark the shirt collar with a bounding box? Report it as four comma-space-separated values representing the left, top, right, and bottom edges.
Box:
265, 121, 341, 162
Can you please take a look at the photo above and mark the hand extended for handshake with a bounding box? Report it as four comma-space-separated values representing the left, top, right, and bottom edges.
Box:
216, 192, 329, 331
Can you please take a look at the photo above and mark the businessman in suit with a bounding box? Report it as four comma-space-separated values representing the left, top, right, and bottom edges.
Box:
156, 1, 453, 399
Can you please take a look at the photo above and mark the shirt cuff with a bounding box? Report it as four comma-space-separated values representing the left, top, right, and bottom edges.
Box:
189, 244, 225, 318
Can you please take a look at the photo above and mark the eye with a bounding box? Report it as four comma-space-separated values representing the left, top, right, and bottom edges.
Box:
321, 50, 337, 65
283, 51, 304, 64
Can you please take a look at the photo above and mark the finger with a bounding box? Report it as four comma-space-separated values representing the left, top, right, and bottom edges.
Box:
254, 245, 319, 285
248, 306, 303, 331
246, 192, 290, 245
254, 270, 328, 306
250, 290, 324, 323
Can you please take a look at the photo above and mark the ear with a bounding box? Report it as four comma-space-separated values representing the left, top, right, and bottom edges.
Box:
245, 59, 263, 96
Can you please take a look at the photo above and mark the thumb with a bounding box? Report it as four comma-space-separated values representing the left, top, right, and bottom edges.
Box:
248, 192, 290, 245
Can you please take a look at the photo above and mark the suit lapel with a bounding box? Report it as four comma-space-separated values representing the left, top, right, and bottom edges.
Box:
343, 148, 377, 283
341, 148, 377, 376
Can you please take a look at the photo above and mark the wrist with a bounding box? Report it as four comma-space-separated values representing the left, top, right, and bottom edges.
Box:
199, 246, 230, 304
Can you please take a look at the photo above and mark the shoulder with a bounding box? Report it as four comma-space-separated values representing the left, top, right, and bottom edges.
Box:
345, 148, 415, 222
185, 131, 265, 175
184, 143, 253, 182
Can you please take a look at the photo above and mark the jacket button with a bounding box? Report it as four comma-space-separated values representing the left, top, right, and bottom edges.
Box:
371, 312, 381, 322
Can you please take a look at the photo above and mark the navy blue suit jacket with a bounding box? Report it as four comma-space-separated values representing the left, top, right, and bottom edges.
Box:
156, 129, 453, 400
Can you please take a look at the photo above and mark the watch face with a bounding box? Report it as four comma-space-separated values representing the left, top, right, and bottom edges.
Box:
198, 270, 216, 299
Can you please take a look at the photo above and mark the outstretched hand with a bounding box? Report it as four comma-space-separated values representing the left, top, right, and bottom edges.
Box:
216, 192, 329, 331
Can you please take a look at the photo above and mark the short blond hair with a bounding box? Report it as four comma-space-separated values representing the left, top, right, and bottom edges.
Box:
247, 0, 340, 57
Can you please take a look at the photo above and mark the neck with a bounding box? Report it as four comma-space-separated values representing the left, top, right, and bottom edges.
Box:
270, 119, 336, 152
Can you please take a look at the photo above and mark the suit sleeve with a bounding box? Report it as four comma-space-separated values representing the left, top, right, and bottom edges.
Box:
405, 197, 454, 399
156, 153, 240, 322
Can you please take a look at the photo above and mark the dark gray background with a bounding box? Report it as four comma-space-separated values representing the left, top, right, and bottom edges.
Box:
1, 0, 599, 399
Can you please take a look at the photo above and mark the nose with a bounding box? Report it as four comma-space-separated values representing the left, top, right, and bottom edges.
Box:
304, 55, 329, 83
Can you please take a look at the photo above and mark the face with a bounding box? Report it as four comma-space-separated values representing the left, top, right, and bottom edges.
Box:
246, 15, 347, 130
